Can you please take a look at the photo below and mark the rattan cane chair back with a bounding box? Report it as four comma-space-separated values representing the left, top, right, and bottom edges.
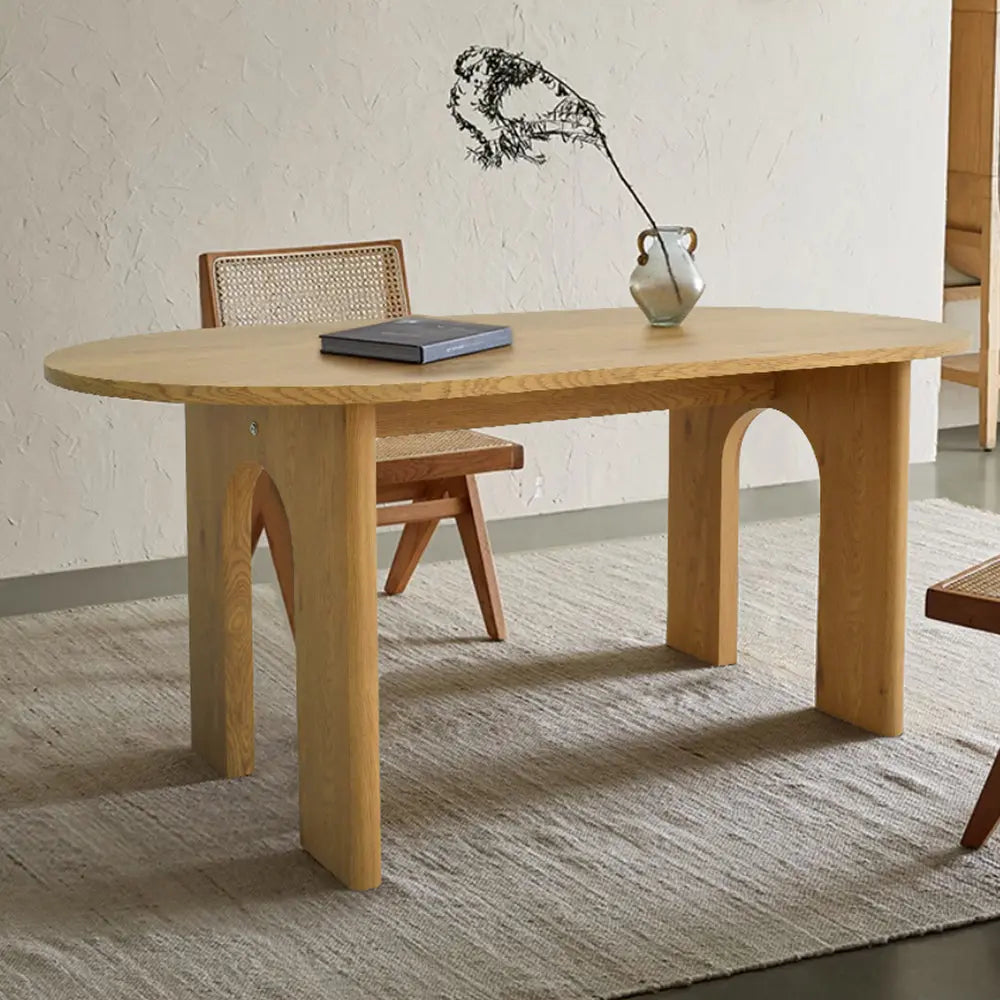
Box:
927, 554, 1000, 848
199, 240, 410, 329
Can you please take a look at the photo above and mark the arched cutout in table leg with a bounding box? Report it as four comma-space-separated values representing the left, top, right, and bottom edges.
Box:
667, 404, 762, 666
251, 471, 296, 635
667, 362, 909, 737
185, 402, 381, 889
777, 363, 909, 737
265, 405, 381, 889
186, 454, 261, 779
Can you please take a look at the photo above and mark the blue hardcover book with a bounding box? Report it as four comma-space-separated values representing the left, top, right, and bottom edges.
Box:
318, 317, 512, 364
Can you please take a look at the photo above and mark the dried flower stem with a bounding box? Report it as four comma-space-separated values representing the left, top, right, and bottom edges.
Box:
540, 71, 680, 300
449, 47, 680, 301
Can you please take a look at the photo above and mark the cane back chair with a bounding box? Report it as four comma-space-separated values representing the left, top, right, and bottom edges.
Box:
198, 239, 522, 640
927, 555, 1000, 847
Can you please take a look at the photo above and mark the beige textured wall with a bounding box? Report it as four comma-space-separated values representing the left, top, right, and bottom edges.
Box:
1, 1, 949, 577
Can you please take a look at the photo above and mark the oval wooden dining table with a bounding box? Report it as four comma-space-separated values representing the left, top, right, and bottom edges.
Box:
44, 306, 968, 890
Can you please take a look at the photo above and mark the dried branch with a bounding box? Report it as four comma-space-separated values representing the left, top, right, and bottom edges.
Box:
448, 46, 678, 299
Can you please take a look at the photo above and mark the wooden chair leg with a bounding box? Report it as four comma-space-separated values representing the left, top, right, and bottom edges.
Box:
962, 750, 1000, 848
453, 475, 506, 641
384, 515, 441, 595
978, 199, 998, 450
979, 352, 998, 451
252, 473, 295, 634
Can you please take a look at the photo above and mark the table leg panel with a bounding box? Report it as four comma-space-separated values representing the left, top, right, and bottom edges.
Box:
666, 361, 910, 738
777, 362, 910, 736
667, 404, 762, 665
263, 404, 382, 890
185, 403, 382, 887
185, 409, 258, 777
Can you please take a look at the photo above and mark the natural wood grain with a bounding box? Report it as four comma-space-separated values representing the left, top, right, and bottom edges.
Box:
962, 751, 1000, 848
250, 472, 295, 632
384, 520, 440, 593
186, 437, 258, 778
957, 0, 1000, 14
452, 476, 507, 642
375, 439, 524, 485
377, 482, 427, 504
667, 406, 760, 665
979, 181, 1000, 449
384, 488, 444, 596
666, 363, 909, 736
976, 135, 1000, 448
949, 9, 1000, 179
942, 354, 985, 387
946, 3, 1000, 449
198, 253, 217, 328
376, 496, 465, 526
274, 404, 381, 890
980, 348, 1000, 450
781, 363, 910, 736
377, 373, 777, 436
43, 308, 967, 406
185, 403, 381, 889
947, 171, 993, 232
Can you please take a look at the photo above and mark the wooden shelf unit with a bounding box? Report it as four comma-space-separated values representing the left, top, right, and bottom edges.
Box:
942, 352, 1000, 386
943, 0, 1000, 449
944, 283, 983, 303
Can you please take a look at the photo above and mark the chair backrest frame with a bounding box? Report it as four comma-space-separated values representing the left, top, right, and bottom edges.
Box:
198, 239, 411, 329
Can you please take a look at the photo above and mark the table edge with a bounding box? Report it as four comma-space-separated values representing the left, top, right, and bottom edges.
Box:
44, 337, 970, 406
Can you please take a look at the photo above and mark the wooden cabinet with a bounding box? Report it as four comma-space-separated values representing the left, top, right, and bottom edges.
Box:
943, 0, 1000, 449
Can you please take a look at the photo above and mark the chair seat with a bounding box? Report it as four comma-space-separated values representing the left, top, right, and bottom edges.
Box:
926, 554, 1000, 636
375, 430, 524, 486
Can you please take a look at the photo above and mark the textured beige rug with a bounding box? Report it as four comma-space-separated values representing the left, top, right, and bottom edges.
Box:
3, 499, 1000, 999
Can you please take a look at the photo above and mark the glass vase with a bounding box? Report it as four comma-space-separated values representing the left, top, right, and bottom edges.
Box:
629, 226, 705, 327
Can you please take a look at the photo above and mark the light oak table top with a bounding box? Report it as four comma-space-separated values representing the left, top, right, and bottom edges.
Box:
43, 307, 968, 407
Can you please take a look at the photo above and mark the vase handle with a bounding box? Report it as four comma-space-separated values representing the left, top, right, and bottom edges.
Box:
636, 229, 656, 266
636, 227, 699, 266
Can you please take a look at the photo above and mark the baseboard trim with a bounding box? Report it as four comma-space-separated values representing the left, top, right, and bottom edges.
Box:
0, 465, 938, 619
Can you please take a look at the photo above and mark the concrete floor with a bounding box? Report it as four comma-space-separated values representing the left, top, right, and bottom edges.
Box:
642, 424, 1000, 1000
